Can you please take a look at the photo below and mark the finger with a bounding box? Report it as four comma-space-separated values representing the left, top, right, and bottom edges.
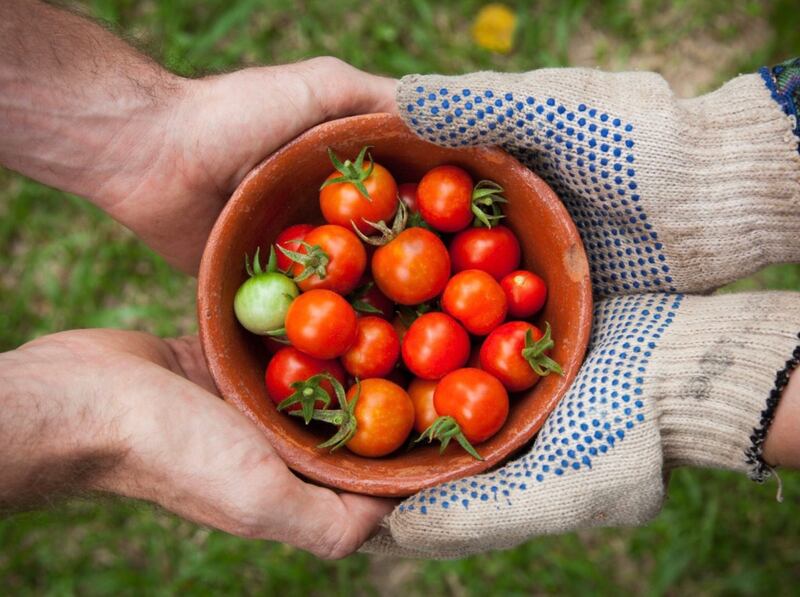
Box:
273, 475, 397, 559
293, 56, 398, 120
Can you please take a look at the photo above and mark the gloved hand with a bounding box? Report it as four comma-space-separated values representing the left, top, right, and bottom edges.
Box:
399, 61, 800, 297
364, 59, 800, 558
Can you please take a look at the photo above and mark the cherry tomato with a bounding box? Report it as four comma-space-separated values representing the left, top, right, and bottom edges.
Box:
479, 321, 561, 392
265, 347, 345, 409
417, 165, 474, 232
398, 182, 419, 213
320, 154, 398, 234
288, 225, 366, 295
501, 270, 547, 318
434, 368, 509, 443
285, 289, 358, 359
408, 378, 439, 434
450, 225, 521, 280
345, 379, 414, 457
372, 228, 450, 305
341, 316, 400, 378
442, 269, 508, 336
349, 278, 394, 320
402, 312, 470, 380
234, 252, 298, 335
274, 223, 314, 272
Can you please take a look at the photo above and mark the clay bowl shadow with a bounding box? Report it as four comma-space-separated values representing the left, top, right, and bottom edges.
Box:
198, 113, 592, 497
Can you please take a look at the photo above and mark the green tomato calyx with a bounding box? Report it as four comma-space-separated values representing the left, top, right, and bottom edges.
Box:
471, 180, 507, 229
288, 376, 360, 452
521, 322, 563, 377
351, 199, 408, 246
276, 241, 330, 283
320, 146, 374, 201
415, 416, 483, 461
277, 372, 337, 424
245, 245, 279, 277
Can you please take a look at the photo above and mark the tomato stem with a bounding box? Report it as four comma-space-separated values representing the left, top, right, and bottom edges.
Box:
245, 246, 280, 278
320, 146, 374, 201
288, 376, 360, 452
415, 416, 483, 461
471, 180, 507, 229
351, 200, 408, 246
277, 372, 339, 424
276, 241, 330, 283
521, 322, 564, 376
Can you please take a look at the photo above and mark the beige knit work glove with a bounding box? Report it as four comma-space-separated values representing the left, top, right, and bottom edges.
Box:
397, 63, 800, 297
365, 292, 800, 558
363, 61, 800, 558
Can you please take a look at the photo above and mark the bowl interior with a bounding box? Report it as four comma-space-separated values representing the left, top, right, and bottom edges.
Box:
198, 113, 592, 497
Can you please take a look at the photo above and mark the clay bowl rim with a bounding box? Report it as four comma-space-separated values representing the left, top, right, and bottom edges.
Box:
197, 112, 592, 497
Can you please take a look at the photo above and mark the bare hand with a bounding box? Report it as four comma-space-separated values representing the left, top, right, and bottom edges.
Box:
0, 330, 394, 558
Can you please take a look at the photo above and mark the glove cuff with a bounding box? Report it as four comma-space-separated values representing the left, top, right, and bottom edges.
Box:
652, 292, 800, 478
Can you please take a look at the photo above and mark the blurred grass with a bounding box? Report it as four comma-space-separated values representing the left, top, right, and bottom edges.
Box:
2, 0, 800, 594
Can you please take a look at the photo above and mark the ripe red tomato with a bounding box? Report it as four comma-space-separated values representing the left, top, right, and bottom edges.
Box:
274, 223, 314, 272
479, 321, 562, 392
442, 269, 508, 335
402, 312, 470, 379
450, 225, 521, 280
398, 182, 419, 213
341, 316, 400, 378
345, 379, 414, 457
288, 225, 366, 295
501, 270, 547, 318
434, 368, 508, 443
372, 228, 450, 305
265, 347, 345, 409
417, 165, 474, 232
285, 289, 358, 359
320, 157, 398, 234
408, 377, 439, 434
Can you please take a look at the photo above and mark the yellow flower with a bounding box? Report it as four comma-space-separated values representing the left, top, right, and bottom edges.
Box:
471, 3, 517, 54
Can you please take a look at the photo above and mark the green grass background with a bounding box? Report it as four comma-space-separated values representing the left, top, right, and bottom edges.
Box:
2, 0, 800, 594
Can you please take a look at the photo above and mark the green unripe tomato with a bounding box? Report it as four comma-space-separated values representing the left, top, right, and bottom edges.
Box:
234, 271, 298, 334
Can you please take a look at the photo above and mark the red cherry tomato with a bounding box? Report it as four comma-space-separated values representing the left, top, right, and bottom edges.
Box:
320, 160, 398, 234
398, 182, 419, 213
442, 269, 508, 336
434, 368, 509, 443
402, 312, 470, 380
408, 377, 439, 434
341, 316, 400, 379
417, 165, 474, 233
264, 347, 345, 409
285, 289, 357, 359
372, 228, 451, 305
450, 226, 521, 280
501, 270, 547, 318
274, 224, 314, 272
345, 379, 414, 457
479, 321, 560, 392
289, 224, 366, 295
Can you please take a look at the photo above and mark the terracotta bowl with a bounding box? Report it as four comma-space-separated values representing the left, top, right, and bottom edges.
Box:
198, 113, 592, 497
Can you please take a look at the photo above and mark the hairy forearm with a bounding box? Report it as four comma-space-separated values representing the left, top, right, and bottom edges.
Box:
0, 340, 127, 510
0, 0, 185, 207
